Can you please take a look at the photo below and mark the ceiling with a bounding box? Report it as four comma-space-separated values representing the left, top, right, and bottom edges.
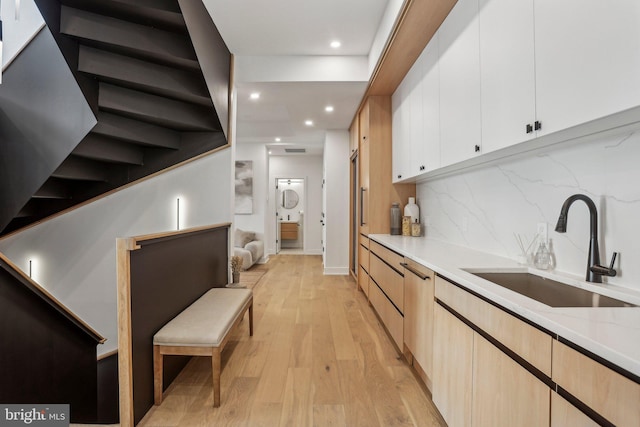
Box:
202, 0, 391, 155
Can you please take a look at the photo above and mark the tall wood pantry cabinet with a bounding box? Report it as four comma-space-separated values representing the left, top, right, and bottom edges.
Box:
353, 96, 415, 295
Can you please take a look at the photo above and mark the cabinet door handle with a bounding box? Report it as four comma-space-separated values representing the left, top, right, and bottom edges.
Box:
526, 123, 533, 134
360, 187, 367, 226
534, 120, 542, 131
474, 145, 481, 153
400, 263, 430, 280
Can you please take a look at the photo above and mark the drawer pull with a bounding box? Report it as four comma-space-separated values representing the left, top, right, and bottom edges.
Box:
401, 263, 430, 280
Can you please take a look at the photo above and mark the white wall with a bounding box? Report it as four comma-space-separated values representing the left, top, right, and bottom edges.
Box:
1, 0, 45, 72
268, 155, 323, 255
234, 143, 269, 241
0, 149, 233, 355
416, 132, 640, 291
323, 131, 350, 274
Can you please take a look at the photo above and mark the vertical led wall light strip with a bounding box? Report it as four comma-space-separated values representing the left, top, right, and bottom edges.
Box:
176, 198, 180, 230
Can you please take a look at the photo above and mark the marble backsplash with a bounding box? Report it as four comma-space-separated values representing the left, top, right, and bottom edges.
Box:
416, 131, 640, 291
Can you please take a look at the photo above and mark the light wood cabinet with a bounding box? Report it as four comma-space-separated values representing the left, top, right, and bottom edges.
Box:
435, 275, 552, 376
433, 304, 473, 427
433, 274, 554, 427
552, 340, 640, 426
280, 222, 298, 240
349, 116, 358, 156
438, 0, 482, 167
369, 249, 404, 313
369, 278, 404, 350
551, 392, 599, 427
356, 96, 415, 237
403, 258, 434, 388
472, 333, 550, 427
534, 0, 640, 137
357, 235, 370, 297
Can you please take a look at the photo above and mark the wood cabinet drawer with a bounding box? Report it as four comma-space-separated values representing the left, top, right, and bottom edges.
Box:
370, 241, 404, 271
370, 251, 404, 313
358, 265, 369, 297
552, 340, 640, 426
403, 258, 435, 381
359, 234, 369, 248
280, 223, 298, 240
435, 276, 552, 376
551, 392, 598, 427
369, 280, 403, 350
358, 243, 369, 272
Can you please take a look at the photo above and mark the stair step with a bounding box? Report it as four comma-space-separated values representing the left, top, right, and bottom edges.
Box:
98, 83, 221, 131
52, 156, 111, 182
92, 112, 180, 149
33, 179, 73, 200
73, 133, 145, 165
78, 46, 212, 107
60, 0, 185, 33
61, 6, 199, 70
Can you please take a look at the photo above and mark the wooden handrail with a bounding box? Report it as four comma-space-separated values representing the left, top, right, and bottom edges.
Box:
128, 222, 232, 247
0, 252, 106, 344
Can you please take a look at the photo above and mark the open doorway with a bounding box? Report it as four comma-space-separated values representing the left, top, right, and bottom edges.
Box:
275, 178, 305, 254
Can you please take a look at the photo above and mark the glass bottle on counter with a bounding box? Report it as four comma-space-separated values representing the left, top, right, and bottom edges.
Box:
533, 240, 551, 270
390, 203, 401, 235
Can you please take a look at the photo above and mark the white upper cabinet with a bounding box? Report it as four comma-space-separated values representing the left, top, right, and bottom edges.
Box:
390, 0, 640, 179
534, 0, 640, 136
392, 76, 411, 182
418, 34, 440, 174
479, 0, 537, 153
439, 0, 481, 167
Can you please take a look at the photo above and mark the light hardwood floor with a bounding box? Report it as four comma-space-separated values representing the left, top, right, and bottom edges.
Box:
139, 255, 445, 426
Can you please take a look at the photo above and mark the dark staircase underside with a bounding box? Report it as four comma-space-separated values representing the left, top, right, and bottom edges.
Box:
3, 0, 228, 235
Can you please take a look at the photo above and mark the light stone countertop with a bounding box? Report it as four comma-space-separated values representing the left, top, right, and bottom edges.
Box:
369, 234, 640, 378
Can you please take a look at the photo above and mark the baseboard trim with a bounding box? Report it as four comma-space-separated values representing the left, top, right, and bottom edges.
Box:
324, 267, 349, 275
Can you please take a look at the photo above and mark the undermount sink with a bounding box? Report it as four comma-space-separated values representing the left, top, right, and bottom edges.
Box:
467, 271, 635, 308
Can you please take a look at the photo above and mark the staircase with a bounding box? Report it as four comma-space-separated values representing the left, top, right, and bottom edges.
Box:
2, 0, 229, 235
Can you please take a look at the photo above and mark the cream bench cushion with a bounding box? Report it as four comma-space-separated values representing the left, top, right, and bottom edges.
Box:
153, 287, 253, 408
154, 288, 252, 347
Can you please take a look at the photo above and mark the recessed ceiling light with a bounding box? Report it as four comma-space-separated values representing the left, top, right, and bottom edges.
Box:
268, 151, 272, 155
330, 40, 341, 49
275, 137, 281, 142
249, 92, 260, 100
305, 120, 313, 126
325, 106, 334, 113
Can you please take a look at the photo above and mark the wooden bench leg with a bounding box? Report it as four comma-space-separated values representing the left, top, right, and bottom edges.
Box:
212, 348, 221, 407
249, 301, 254, 337
153, 345, 163, 405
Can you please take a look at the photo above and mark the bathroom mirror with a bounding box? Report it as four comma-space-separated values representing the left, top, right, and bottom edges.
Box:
281, 189, 299, 209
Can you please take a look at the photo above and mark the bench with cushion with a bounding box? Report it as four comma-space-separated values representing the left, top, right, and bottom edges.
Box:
153, 288, 253, 407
